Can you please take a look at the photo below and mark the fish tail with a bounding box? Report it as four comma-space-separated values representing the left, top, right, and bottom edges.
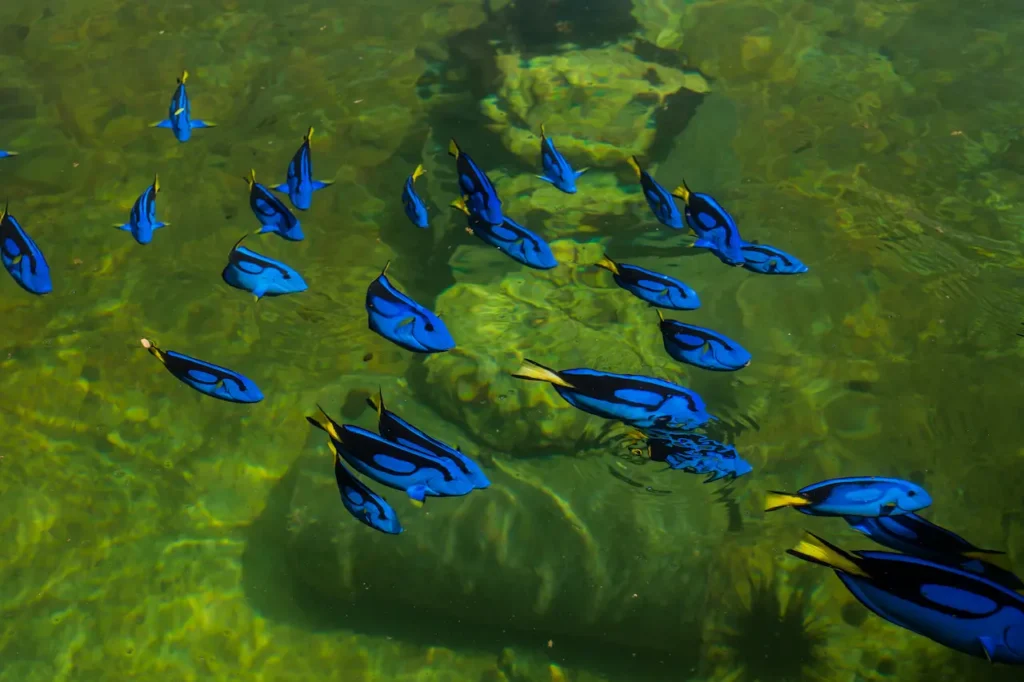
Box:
964, 550, 1012, 571
178, 70, 189, 84
540, 122, 547, 138
594, 255, 619, 275
670, 180, 691, 202
373, 387, 385, 418
787, 532, 870, 578
305, 414, 329, 434
655, 309, 665, 323
412, 164, 426, 182
306, 126, 314, 142
510, 358, 575, 389
449, 197, 469, 214
447, 138, 460, 159
627, 156, 642, 178
764, 491, 811, 512
380, 260, 391, 277
314, 404, 342, 440
139, 338, 167, 364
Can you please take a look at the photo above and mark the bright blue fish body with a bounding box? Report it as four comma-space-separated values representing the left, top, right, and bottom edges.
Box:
335, 423, 474, 503
789, 534, 1024, 664
675, 184, 745, 266
246, 169, 303, 241
366, 263, 455, 353
648, 433, 753, 482
844, 513, 1023, 590
449, 138, 503, 226
629, 156, 683, 229
369, 391, 490, 490
767, 477, 932, 517
738, 241, 808, 275
272, 127, 332, 211
151, 71, 213, 143
402, 164, 429, 228
658, 315, 751, 372
1, 204, 52, 295
538, 124, 587, 194
454, 201, 556, 270
596, 255, 699, 310
117, 175, 166, 245
222, 237, 307, 300
513, 359, 713, 431
141, 338, 263, 403
0, 150, 16, 158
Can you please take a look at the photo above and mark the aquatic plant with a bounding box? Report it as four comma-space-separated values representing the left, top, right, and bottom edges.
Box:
719, 575, 828, 682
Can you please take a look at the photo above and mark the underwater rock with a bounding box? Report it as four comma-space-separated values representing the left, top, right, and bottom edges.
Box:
415, 239, 697, 453
481, 43, 710, 168
285, 416, 721, 655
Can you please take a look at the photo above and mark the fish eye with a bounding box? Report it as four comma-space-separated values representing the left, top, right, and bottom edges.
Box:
425, 323, 434, 331
906, 490, 917, 497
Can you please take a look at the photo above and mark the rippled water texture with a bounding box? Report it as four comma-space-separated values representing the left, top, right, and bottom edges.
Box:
2, 0, 1023, 680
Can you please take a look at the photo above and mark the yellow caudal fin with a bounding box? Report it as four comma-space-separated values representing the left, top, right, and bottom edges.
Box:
510, 358, 575, 389
787, 533, 870, 578
964, 551, 1013, 572
448, 138, 460, 159
178, 70, 189, 84
449, 197, 469, 214
139, 338, 167, 365
305, 126, 314, 143
594, 255, 619, 275
314, 404, 343, 440
412, 164, 426, 182
670, 180, 691, 202
627, 156, 642, 179
656, 309, 665, 324
540, 123, 547, 139
764, 491, 812, 512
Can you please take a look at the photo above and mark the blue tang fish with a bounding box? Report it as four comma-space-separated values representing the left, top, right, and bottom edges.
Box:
788, 533, 1024, 664
766, 477, 932, 517
221, 235, 308, 301
672, 180, 745, 266
366, 262, 455, 354
738, 241, 808, 275
628, 156, 683, 229
307, 417, 403, 535
512, 358, 714, 431
448, 138, 503, 226
595, 255, 699, 311
0, 150, 17, 159
245, 169, 303, 241
657, 311, 750, 372
115, 174, 167, 245
537, 124, 587, 194
271, 127, 333, 211
646, 433, 753, 482
367, 390, 490, 490
150, 70, 214, 143
309, 407, 474, 505
844, 513, 1023, 590
140, 338, 263, 403
401, 164, 429, 228
451, 198, 557, 270
1, 203, 52, 295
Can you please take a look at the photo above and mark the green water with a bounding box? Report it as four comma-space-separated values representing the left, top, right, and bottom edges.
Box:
2, 0, 1023, 680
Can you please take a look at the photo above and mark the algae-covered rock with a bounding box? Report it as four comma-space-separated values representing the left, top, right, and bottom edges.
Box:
285, 410, 720, 655
416, 240, 703, 454
482, 43, 711, 168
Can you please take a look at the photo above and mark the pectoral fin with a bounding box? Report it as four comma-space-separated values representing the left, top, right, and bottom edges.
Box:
191, 120, 214, 128
310, 180, 333, 191
574, 167, 589, 178
114, 223, 131, 231
535, 174, 556, 186
979, 636, 996, 662
270, 184, 288, 193
151, 119, 173, 129
693, 238, 714, 250
407, 484, 427, 506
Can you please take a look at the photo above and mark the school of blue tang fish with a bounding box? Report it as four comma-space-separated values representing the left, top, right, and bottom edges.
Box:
3, 69, 1022, 668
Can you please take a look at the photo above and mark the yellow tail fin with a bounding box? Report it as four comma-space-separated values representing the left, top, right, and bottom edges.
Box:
412, 164, 426, 182
788, 532, 870, 578
764, 491, 811, 512
510, 358, 575, 389
448, 138, 460, 159
670, 181, 691, 202
313, 404, 343, 440
627, 156, 642, 179
594, 255, 619, 275
540, 123, 547, 139
449, 197, 469, 214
